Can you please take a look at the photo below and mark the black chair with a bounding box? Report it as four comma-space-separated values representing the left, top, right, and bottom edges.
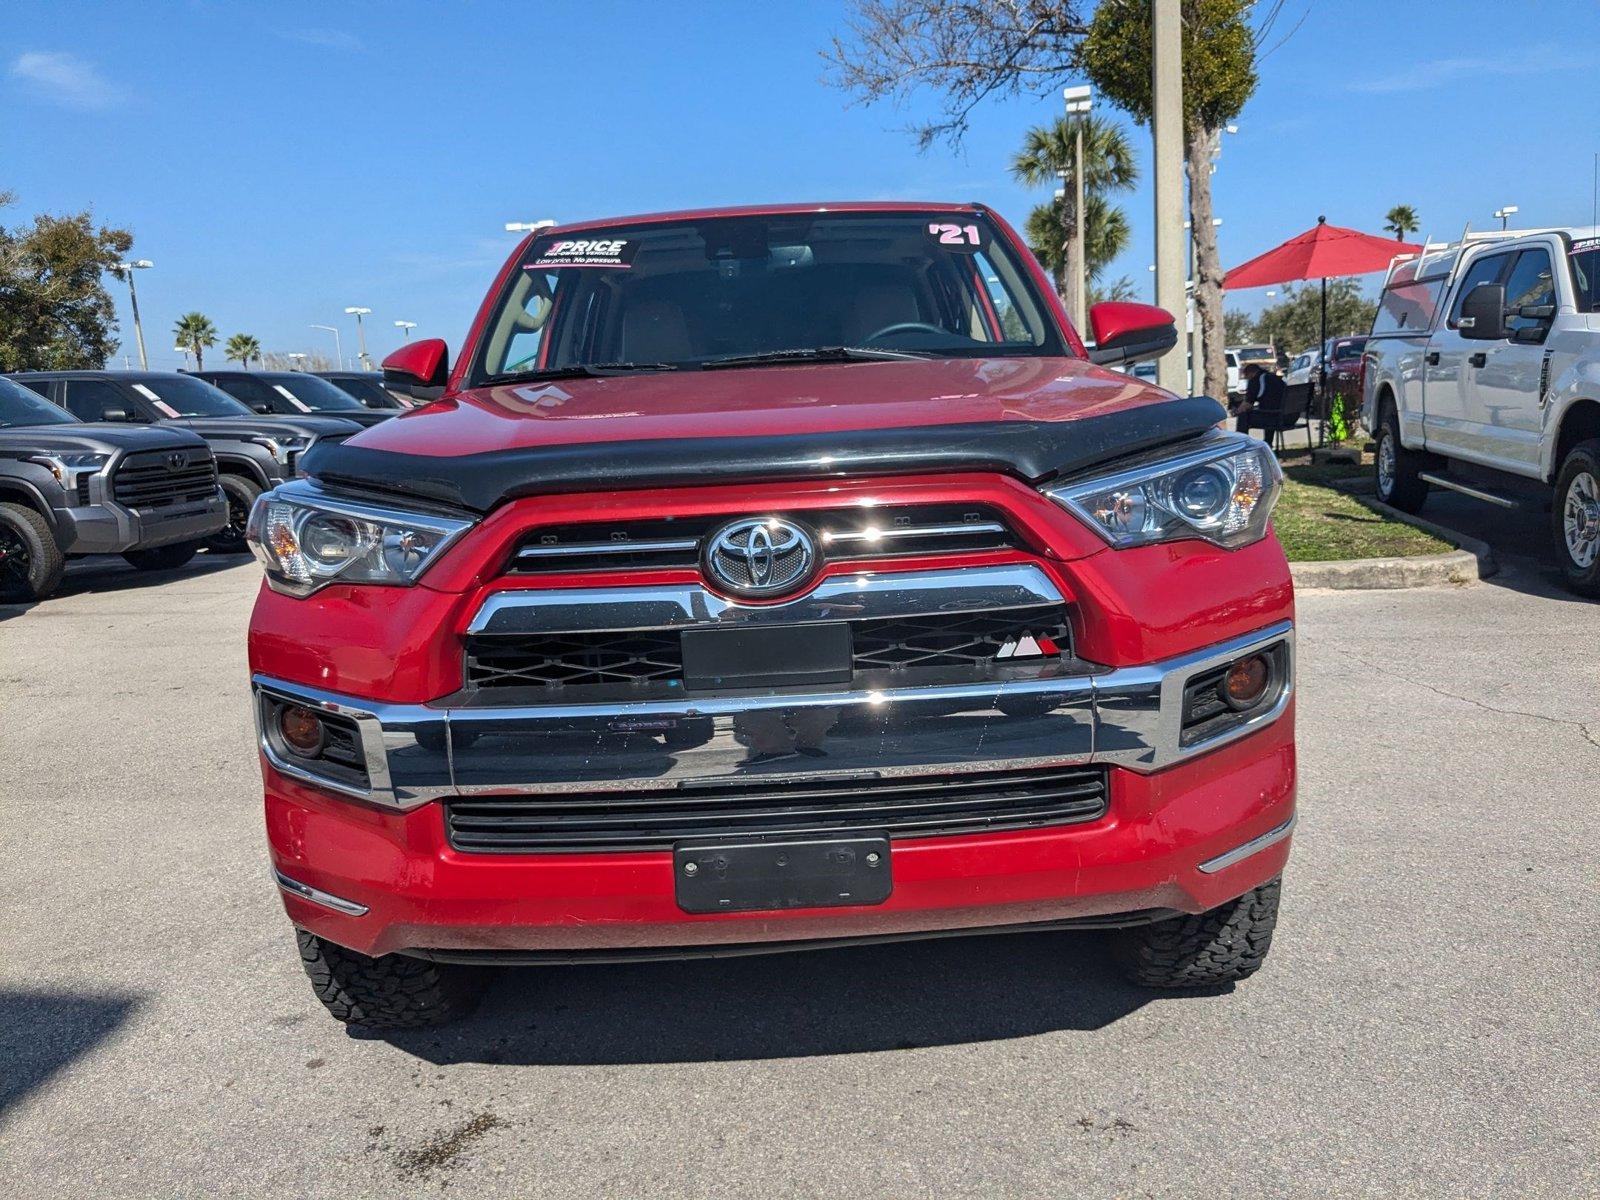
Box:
1241, 381, 1315, 452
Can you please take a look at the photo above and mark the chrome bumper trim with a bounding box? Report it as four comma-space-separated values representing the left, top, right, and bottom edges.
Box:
1196, 813, 1298, 874
250, 620, 1293, 812
273, 868, 369, 916
465, 564, 1066, 636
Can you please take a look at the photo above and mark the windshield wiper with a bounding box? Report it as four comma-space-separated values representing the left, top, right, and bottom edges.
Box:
489, 361, 686, 384
699, 346, 931, 371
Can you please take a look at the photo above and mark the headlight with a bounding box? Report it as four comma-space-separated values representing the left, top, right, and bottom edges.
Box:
26, 452, 110, 486
1045, 433, 1281, 550
248, 435, 310, 466
245, 481, 474, 597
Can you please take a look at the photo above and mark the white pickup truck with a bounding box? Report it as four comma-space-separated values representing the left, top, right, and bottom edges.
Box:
1363, 228, 1600, 595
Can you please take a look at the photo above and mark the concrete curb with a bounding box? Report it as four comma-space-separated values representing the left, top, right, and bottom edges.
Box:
1288, 483, 1498, 590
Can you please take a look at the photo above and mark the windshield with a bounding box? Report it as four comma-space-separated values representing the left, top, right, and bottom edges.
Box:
133, 374, 251, 418
473, 209, 1064, 382
1332, 340, 1364, 362
325, 375, 402, 409
1569, 241, 1600, 312
0, 377, 78, 427
271, 375, 366, 412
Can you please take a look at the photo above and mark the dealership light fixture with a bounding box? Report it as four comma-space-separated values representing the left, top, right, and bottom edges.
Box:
344, 307, 374, 370
505, 219, 557, 233
394, 320, 417, 340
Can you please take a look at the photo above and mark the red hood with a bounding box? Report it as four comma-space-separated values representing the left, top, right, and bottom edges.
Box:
349, 356, 1175, 458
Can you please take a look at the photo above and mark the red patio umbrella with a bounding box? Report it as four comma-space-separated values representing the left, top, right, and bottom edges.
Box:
1224, 216, 1422, 420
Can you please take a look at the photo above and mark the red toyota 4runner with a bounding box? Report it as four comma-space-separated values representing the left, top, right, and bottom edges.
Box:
246, 203, 1295, 1029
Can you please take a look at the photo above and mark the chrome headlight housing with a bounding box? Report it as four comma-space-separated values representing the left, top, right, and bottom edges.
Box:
249, 435, 310, 466
245, 480, 474, 597
1045, 433, 1282, 550
27, 452, 110, 487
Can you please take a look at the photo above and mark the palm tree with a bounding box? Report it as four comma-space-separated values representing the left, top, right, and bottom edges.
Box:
1384, 205, 1420, 241
1011, 115, 1138, 298
225, 333, 262, 368
173, 312, 217, 371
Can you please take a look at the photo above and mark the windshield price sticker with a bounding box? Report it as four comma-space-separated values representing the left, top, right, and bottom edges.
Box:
527, 239, 639, 270
925, 221, 987, 253
1572, 238, 1600, 256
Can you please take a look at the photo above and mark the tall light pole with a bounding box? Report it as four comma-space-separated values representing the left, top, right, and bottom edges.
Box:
286, 353, 308, 371
394, 320, 417, 340
1494, 205, 1519, 231
505, 220, 557, 233
311, 324, 342, 370
1151, 0, 1187, 395
1062, 86, 1092, 332
111, 259, 153, 370
344, 307, 373, 370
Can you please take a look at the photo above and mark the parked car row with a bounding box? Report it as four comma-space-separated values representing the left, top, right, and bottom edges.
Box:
0, 368, 406, 602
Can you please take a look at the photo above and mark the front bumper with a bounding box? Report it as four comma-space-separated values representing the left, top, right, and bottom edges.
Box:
257, 621, 1296, 958
56, 491, 229, 555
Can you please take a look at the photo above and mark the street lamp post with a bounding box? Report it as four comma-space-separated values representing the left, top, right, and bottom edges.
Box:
286, 353, 308, 371
394, 320, 417, 340
505, 220, 557, 233
1151, 0, 1187, 395
1494, 205, 1519, 231
111, 259, 154, 370
1062, 85, 1092, 332
344, 307, 373, 370
310, 324, 342, 370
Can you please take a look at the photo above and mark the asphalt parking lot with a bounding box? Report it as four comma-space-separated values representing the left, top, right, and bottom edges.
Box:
2, 521, 1596, 1198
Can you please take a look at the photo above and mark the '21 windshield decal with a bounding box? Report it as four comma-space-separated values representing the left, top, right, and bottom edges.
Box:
926, 222, 986, 252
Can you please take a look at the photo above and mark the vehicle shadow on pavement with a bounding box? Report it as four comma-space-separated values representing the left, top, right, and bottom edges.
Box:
0, 553, 245, 621
0, 988, 142, 1116
375, 931, 1175, 1065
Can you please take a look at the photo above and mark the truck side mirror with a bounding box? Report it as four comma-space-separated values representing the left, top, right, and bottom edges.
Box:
1086, 301, 1179, 367
251, 401, 273, 414
100, 407, 130, 422
1458, 283, 1507, 340
383, 338, 450, 402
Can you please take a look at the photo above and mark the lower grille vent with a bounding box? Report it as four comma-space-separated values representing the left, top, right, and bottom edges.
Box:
445, 765, 1109, 853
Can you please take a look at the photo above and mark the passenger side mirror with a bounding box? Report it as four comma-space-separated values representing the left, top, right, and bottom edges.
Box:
100, 407, 130, 422
383, 338, 450, 401
1086, 302, 1179, 367
250, 401, 273, 414
1458, 283, 1507, 340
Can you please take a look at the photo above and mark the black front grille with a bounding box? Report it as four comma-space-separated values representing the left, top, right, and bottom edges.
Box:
445, 765, 1109, 853
508, 503, 1019, 574
112, 449, 217, 509
464, 605, 1069, 694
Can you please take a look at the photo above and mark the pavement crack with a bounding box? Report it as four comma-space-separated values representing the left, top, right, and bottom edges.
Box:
1344, 652, 1600, 751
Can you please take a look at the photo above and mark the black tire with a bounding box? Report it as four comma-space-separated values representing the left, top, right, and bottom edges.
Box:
0, 501, 65, 602
206, 473, 262, 554
1551, 439, 1600, 598
1112, 877, 1281, 989
296, 930, 486, 1030
122, 540, 200, 571
1374, 403, 1428, 513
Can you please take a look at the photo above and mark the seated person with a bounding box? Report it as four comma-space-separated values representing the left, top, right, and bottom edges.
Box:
1231, 362, 1287, 434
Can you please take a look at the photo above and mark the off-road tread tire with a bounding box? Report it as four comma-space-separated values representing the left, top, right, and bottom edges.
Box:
0, 501, 65, 602
296, 930, 484, 1029
207, 473, 262, 554
1113, 878, 1281, 989
1375, 404, 1428, 513
1551, 439, 1600, 598
122, 540, 200, 571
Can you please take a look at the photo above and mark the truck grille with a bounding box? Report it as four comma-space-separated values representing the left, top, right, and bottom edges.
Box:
444, 764, 1109, 853
464, 605, 1069, 693
112, 448, 217, 509
507, 503, 1019, 574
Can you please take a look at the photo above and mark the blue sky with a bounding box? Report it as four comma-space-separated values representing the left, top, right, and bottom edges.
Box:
6, 0, 1600, 370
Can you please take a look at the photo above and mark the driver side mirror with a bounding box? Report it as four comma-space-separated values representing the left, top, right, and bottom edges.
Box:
1458, 283, 1507, 340
383, 338, 450, 402
1087, 302, 1179, 367
100, 407, 130, 422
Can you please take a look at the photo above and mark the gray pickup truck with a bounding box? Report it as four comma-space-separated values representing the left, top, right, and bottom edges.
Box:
0, 376, 226, 601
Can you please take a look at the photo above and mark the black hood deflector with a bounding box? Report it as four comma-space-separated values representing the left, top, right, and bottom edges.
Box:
300, 395, 1226, 514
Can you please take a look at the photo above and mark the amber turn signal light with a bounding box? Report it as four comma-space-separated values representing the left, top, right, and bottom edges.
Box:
1221, 654, 1271, 711
279, 704, 326, 755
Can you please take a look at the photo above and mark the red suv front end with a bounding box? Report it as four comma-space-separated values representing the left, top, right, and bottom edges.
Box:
246, 204, 1295, 1028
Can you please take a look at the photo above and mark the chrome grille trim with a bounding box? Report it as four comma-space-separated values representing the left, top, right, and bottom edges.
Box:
518, 538, 701, 560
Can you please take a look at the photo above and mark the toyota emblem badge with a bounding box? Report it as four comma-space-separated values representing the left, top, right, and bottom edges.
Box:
703, 517, 817, 597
